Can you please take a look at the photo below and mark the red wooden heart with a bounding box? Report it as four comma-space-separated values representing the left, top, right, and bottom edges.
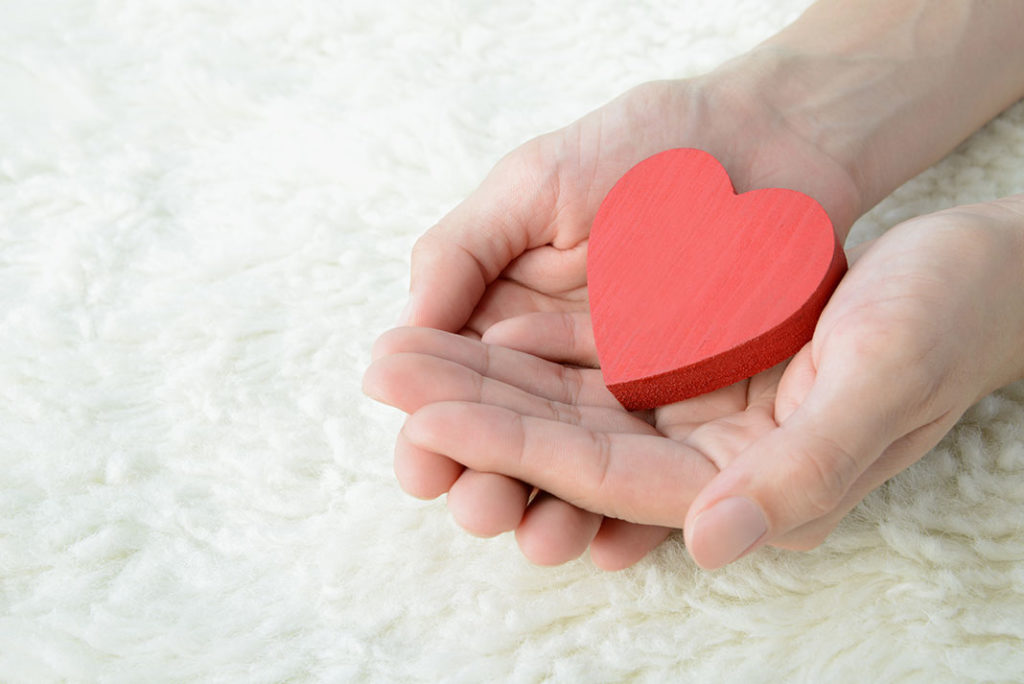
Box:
587, 148, 846, 410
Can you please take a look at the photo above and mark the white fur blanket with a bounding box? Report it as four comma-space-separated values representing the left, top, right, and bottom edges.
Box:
2, 1, 1023, 681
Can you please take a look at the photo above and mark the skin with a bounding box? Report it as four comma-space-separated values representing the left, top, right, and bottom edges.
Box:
363, 0, 1024, 570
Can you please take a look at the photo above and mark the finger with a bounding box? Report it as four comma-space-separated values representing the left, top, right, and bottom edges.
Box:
514, 492, 603, 565
501, 241, 589, 294
446, 469, 532, 538
371, 331, 655, 556
366, 351, 652, 438
368, 326, 618, 408
654, 378, 752, 443
404, 401, 717, 526
589, 520, 674, 571
394, 430, 464, 499
403, 154, 558, 331
482, 312, 599, 367
682, 368, 912, 570
461, 278, 587, 339
378, 337, 666, 568
374, 348, 642, 542
463, 279, 553, 339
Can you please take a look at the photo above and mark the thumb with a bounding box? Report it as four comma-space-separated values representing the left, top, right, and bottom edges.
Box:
683, 368, 906, 570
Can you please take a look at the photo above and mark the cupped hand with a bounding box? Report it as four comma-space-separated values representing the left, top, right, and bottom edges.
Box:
368, 68, 865, 570
387, 197, 1024, 569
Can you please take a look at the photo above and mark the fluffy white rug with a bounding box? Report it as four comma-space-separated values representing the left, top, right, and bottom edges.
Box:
2, 0, 1023, 681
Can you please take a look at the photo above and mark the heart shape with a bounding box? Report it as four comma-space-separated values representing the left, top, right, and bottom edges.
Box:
587, 148, 847, 410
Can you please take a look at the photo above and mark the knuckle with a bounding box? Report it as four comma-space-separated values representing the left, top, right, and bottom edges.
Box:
556, 363, 584, 405
577, 431, 641, 523
410, 230, 449, 269
787, 435, 860, 520
560, 312, 578, 352
585, 431, 614, 504
409, 232, 431, 262
371, 325, 420, 358
546, 398, 582, 426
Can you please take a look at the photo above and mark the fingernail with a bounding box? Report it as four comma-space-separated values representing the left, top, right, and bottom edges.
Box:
691, 497, 767, 569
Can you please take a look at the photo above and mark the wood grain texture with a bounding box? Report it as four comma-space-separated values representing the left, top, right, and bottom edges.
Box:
587, 148, 847, 410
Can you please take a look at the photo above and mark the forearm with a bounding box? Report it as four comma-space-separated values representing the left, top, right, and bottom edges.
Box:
722, 0, 1024, 237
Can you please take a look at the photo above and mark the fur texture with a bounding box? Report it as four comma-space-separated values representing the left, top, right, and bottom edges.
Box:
1, 1, 1023, 681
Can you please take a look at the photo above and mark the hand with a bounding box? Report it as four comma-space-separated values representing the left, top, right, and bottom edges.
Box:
393, 197, 1024, 568
367, 70, 864, 570
367, 0, 1024, 570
